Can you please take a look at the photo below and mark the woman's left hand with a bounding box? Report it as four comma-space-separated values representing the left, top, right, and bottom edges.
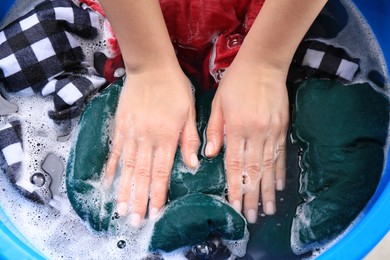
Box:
205, 58, 290, 223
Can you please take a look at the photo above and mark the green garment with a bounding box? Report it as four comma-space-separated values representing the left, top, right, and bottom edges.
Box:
66, 80, 122, 232
290, 79, 389, 253
66, 81, 247, 253
150, 194, 246, 252
169, 90, 226, 201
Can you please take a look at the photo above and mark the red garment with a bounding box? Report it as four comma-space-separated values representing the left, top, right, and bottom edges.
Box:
159, 0, 265, 91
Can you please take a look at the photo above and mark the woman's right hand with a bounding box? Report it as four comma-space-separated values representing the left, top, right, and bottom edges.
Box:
103, 66, 200, 227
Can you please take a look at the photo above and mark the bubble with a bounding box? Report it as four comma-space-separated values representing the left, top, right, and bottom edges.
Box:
117, 240, 126, 249
30, 173, 45, 187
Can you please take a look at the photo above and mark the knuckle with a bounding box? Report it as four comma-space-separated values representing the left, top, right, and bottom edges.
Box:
262, 156, 275, 170
153, 165, 171, 179
110, 146, 122, 157
207, 123, 221, 137
136, 167, 151, 179
247, 114, 269, 128
245, 162, 262, 177
277, 139, 286, 150
155, 131, 178, 146
227, 158, 244, 172
271, 119, 282, 130
183, 134, 200, 148
228, 120, 245, 131
123, 158, 136, 169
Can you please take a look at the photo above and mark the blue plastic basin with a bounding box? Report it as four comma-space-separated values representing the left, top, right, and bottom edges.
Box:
0, 0, 389, 259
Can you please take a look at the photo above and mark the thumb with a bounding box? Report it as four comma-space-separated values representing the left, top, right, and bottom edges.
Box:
205, 96, 224, 158
180, 113, 201, 169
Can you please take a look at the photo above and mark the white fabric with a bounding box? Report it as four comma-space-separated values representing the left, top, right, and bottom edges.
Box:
2, 142, 24, 165
337, 59, 359, 81
57, 82, 83, 105
19, 13, 39, 31
0, 54, 22, 77
31, 38, 56, 61
302, 49, 325, 69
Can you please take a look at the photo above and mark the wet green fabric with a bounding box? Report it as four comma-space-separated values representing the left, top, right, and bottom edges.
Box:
169, 90, 226, 200
66, 79, 123, 232
150, 194, 246, 252
290, 79, 389, 253
66, 81, 247, 252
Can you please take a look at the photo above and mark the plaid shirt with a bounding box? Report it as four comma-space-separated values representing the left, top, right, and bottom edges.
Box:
0, 0, 105, 119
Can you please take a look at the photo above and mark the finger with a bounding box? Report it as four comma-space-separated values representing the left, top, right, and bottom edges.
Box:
180, 114, 200, 169
261, 139, 277, 215
244, 139, 264, 192
103, 128, 123, 189
244, 179, 261, 224
116, 139, 137, 216
149, 143, 177, 220
243, 139, 263, 223
225, 130, 245, 213
131, 143, 154, 227
205, 95, 224, 158
275, 136, 287, 191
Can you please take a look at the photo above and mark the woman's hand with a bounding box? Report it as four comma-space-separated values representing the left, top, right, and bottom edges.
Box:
205, 59, 289, 223
103, 67, 200, 227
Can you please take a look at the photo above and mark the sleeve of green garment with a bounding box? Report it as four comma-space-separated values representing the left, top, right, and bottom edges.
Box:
66, 79, 123, 232
290, 79, 389, 253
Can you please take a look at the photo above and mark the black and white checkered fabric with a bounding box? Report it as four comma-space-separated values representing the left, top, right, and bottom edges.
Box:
291, 40, 360, 83
0, 0, 106, 119
0, 120, 23, 183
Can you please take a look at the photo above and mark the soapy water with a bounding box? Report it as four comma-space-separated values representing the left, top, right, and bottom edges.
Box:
290, 0, 389, 258
0, 0, 390, 259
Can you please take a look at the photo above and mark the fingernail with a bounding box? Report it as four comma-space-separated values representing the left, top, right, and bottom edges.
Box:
131, 213, 142, 228
246, 209, 258, 224
265, 201, 275, 215
190, 153, 199, 168
149, 207, 159, 220
232, 200, 241, 213
117, 202, 128, 216
276, 178, 284, 191
205, 142, 214, 157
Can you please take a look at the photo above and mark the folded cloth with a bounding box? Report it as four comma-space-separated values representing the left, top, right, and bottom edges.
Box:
290, 79, 389, 254
66, 79, 248, 256
0, 0, 106, 119
288, 40, 360, 84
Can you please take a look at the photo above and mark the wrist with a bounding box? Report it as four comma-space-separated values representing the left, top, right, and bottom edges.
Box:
231, 50, 289, 84
124, 51, 180, 75
234, 44, 291, 77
